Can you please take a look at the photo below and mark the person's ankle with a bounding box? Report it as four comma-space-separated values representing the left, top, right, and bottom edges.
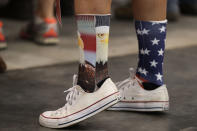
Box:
34, 14, 56, 25
35, 11, 55, 20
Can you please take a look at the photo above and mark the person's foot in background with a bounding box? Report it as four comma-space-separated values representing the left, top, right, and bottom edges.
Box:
180, 0, 197, 15
167, 0, 180, 22
20, 17, 59, 45
20, 0, 59, 45
0, 55, 6, 73
0, 21, 7, 50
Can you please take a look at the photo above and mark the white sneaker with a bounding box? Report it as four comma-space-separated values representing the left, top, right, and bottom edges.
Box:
39, 75, 120, 128
108, 68, 169, 112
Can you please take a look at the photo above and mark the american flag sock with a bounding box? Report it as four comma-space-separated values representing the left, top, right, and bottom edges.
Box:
135, 20, 167, 89
76, 15, 110, 92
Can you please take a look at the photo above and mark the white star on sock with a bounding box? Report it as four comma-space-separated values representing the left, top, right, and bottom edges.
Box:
142, 68, 148, 76
159, 26, 166, 33
140, 49, 145, 55
142, 28, 150, 35
151, 37, 160, 45
150, 60, 158, 68
144, 48, 150, 55
137, 29, 142, 35
158, 49, 164, 56
155, 72, 163, 81
138, 67, 143, 73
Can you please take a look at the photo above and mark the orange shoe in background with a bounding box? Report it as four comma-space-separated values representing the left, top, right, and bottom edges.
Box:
20, 17, 59, 45
0, 21, 7, 50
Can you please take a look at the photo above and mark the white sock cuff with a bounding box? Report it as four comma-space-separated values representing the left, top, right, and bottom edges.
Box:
135, 19, 168, 23
149, 19, 168, 23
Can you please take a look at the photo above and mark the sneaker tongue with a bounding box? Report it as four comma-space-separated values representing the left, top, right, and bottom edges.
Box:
75, 85, 85, 93
72, 74, 78, 86
135, 75, 142, 84
129, 68, 135, 78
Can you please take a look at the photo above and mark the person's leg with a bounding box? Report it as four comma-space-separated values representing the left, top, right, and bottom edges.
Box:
132, 0, 167, 21
75, 0, 111, 92
39, 0, 120, 128
109, 0, 169, 112
75, 0, 111, 14
167, 0, 180, 21
36, 0, 55, 19
20, 0, 59, 45
133, 0, 167, 88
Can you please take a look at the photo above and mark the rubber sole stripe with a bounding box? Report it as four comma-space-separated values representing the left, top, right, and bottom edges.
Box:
58, 98, 117, 126
109, 107, 165, 110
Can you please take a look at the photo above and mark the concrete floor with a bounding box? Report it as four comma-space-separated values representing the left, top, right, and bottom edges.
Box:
1, 45, 197, 131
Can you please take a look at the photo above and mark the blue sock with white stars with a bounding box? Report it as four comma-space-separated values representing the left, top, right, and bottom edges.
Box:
135, 20, 167, 87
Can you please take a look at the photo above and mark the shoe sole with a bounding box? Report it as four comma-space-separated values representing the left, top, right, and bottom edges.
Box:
107, 101, 169, 112
39, 91, 120, 128
0, 42, 7, 50
21, 34, 59, 45
35, 37, 59, 45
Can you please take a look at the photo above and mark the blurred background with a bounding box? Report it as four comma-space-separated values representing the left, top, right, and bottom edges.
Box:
0, 0, 196, 70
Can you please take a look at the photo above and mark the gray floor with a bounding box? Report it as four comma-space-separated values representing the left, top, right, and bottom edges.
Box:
1, 46, 197, 131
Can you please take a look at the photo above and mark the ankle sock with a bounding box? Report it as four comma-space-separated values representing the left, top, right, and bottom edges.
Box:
135, 20, 167, 88
76, 15, 110, 92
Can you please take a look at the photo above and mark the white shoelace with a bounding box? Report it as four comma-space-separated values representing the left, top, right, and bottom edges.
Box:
53, 74, 80, 115
116, 68, 137, 92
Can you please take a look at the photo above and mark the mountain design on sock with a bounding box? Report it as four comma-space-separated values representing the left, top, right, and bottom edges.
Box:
76, 15, 110, 92
78, 61, 95, 92
135, 20, 167, 87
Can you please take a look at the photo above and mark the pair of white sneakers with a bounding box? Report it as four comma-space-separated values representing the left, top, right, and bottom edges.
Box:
39, 68, 169, 128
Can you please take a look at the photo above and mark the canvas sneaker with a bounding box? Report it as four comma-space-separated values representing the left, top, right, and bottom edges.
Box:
39, 75, 120, 128
108, 68, 169, 112
0, 21, 7, 50
20, 17, 59, 45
